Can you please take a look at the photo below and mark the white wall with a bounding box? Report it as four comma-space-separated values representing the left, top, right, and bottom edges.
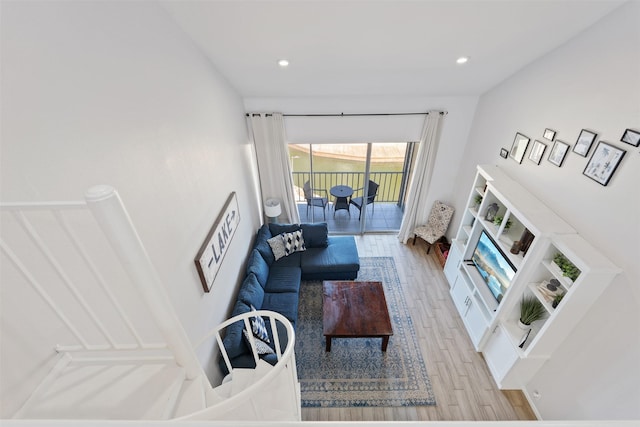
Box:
0, 1, 259, 416
245, 96, 479, 219
452, 2, 639, 420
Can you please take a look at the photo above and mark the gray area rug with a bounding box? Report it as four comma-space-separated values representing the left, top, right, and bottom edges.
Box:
295, 256, 436, 407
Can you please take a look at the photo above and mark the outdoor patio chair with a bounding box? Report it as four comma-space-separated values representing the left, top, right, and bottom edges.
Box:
413, 200, 455, 253
303, 181, 329, 220
349, 180, 379, 220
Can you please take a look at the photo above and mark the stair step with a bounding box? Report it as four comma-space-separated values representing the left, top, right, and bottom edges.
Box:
229, 360, 272, 397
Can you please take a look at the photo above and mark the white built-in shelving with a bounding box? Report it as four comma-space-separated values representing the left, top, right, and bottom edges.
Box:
445, 165, 620, 390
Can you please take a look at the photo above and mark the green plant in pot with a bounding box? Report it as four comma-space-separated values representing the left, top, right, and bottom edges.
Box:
519, 295, 546, 328
553, 253, 581, 282
552, 292, 565, 309
474, 195, 483, 206
493, 215, 513, 230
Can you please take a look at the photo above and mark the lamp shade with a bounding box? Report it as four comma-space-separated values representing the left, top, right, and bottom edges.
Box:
264, 198, 282, 218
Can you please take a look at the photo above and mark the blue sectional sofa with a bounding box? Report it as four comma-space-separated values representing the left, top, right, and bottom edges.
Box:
219, 222, 359, 373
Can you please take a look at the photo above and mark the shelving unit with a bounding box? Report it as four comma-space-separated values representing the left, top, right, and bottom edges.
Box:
445, 165, 620, 390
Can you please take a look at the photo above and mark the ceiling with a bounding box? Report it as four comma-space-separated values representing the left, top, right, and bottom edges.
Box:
162, 1, 624, 98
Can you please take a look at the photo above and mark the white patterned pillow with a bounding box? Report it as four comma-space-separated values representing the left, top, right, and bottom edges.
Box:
281, 229, 306, 256
243, 329, 274, 355
249, 305, 270, 343
267, 235, 287, 260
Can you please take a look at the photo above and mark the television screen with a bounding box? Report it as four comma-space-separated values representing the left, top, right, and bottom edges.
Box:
472, 230, 517, 303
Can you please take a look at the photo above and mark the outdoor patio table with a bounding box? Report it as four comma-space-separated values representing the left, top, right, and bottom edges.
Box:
330, 185, 353, 217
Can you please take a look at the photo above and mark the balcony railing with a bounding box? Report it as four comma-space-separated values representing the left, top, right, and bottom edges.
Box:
292, 171, 405, 204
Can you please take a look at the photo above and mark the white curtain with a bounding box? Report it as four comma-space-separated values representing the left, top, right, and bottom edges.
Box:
397, 111, 445, 243
249, 113, 300, 224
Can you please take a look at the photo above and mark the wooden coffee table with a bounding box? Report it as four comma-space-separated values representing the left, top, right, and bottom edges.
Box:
322, 280, 393, 351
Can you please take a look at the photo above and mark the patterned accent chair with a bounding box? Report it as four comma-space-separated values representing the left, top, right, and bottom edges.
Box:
413, 201, 455, 253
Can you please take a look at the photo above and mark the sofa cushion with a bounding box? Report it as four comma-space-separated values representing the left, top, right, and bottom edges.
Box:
262, 291, 299, 327
268, 223, 300, 236
301, 236, 360, 278
221, 300, 251, 360
282, 230, 306, 256
237, 273, 264, 309
265, 266, 302, 293
254, 224, 274, 265
267, 235, 287, 261
272, 250, 301, 267
300, 222, 328, 248
246, 249, 269, 288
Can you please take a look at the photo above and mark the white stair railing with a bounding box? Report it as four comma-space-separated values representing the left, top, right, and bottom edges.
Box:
176, 310, 300, 421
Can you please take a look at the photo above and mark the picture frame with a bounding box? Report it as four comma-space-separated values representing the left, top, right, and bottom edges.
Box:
528, 140, 547, 165
509, 133, 530, 164
499, 148, 509, 159
543, 128, 556, 141
621, 128, 640, 147
547, 140, 570, 167
573, 129, 597, 157
194, 192, 241, 292
582, 141, 626, 186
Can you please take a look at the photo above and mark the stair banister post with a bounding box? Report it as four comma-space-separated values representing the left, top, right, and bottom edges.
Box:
85, 185, 201, 379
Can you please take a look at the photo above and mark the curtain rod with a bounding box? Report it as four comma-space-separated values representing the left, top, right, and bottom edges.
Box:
246, 111, 447, 117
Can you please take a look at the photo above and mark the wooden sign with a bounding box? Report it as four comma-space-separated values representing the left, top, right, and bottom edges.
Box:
195, 192, 240, 292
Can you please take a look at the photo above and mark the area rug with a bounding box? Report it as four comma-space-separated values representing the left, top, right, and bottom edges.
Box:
295, 256, 436, 407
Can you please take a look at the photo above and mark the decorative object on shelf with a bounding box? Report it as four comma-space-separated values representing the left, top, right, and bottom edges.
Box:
552, 292, 565, 309
573, 129, 597, 157
547, 140, 570, 167
493, 215, 512, 230
194, 192, 240, 292
518, 328, 532, 348
519, 295, 546, 329
543, 128, 556, 141
519, 228, 535, 255
509, 132, 530, 164
510, 240, 522, 254
500, 148, 509, 159
553, 253, 581, 282
485, 202, 499, 222
582, 141, 626, 186
264, 198, 282, 223
528, 140, 547, 165
474, 194, 483, 206
621, 128, 640, 147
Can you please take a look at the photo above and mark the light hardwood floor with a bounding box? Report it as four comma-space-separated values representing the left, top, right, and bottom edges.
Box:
301, 234, 536, 422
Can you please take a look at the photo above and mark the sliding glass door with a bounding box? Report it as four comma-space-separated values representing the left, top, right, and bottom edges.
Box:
290, 142, 415, 234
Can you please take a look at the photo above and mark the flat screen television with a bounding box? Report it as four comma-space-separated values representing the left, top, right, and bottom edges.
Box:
472, 230, 517, 304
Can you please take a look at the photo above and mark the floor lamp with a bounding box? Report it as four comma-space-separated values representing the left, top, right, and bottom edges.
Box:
264, 198, 281, 223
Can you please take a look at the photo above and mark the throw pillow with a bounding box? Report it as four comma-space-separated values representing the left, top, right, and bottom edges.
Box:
281, 229, 306, 256
267, 235, 287, 261
300, 222, 328, 248
242, 329, 274, 355
249, 305, 270, 343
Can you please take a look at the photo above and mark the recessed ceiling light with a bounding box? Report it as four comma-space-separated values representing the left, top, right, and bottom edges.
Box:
278, 59, 289, 67
456, 56, 469, 65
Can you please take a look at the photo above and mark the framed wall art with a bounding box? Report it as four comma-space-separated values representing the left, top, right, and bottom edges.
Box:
500, 148, 509, 159
528, 140, 547, 165
547, 140, 570, 167
573, 129, 597, 157
194, 192, 241, 292
621, 128, 640, 147
509, 132, 530, 164
582, 142, 626, 186
543, 128, 556, 141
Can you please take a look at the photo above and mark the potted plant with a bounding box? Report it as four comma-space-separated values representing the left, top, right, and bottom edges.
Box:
519, 295, 546, 328
493, 215, 513, 230
552, 253, 581, 282
552, 292, 565, 309
474, 194, 483, 207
